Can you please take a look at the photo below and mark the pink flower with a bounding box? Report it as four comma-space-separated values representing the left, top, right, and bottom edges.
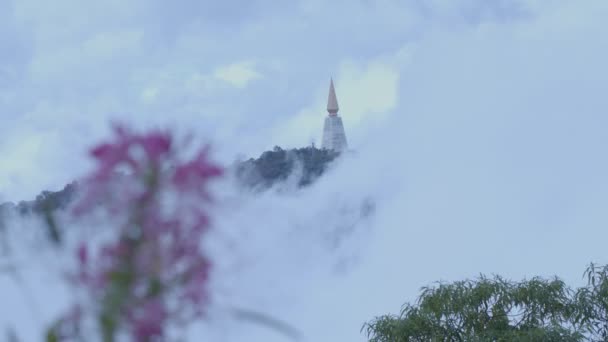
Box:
73, 126, 174, 216
173, 149, 223, 194
129, 299, 168, 341
138, 132, 171, 165
63, 124, 223, 341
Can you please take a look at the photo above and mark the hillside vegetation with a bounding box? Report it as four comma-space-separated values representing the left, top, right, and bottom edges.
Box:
0, 146, 340, 217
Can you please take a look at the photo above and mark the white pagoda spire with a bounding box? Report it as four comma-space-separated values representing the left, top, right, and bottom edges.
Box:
327, 78, 339, 115
321, 78, 348, 151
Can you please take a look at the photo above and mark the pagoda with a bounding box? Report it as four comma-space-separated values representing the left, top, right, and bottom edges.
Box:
321, 78, 348, 151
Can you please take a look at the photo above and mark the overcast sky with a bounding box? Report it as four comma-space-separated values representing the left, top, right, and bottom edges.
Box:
1, 0, 604, 201
3, 1, 608, 340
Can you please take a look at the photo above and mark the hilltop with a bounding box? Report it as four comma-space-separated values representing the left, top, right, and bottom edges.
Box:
0, 146, 341, 217
235, 145, 340, 189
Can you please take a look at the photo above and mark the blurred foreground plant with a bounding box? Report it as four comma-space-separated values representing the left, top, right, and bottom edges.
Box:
47, 125, 222, 341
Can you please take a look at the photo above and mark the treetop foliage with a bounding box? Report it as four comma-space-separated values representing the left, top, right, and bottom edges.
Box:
364, 264, 608, 341
235, 145, 340, 190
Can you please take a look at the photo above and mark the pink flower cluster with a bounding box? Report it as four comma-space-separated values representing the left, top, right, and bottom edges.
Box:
59, 124, 222, 341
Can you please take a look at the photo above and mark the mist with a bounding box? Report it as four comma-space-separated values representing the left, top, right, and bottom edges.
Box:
3, 0, 608, 341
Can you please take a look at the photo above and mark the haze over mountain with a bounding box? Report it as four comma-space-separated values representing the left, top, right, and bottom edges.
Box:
2, 1, 608, 341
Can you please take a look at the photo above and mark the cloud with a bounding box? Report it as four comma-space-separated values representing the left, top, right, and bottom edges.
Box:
28, 29, 144, 85
0, 0, 539, 199
336, 48, 409, 125
213, 61, 262, 89
0, 136, 44, 197
3, 1, 608, 340
272, 47, 408, 148
0, 127, 66, 201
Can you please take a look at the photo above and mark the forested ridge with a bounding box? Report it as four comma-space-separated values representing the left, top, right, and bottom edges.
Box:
0, 146, 340, 217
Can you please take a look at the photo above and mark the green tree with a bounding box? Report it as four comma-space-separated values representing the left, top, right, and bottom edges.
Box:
573, 264, 608, 340
364, 265, 608, 341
